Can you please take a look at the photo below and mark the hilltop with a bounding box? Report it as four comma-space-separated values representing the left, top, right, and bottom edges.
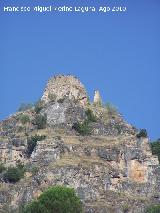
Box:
0, 75, 159, 213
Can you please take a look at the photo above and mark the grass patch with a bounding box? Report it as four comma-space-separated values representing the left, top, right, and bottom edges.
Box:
53, 154, 110, 168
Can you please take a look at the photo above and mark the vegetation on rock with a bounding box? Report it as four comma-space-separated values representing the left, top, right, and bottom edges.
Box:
34, 114, 47, 129
146, 204, 160, 213
136, 129, 148, 138
21, 186, 83, 213
48, 93, 57, 102
122, 204, 129, 213
3, 163, 25, 183
72, 109, 96, 135
26, 134, 46, 157
30, 166, 39, 175
72, 120, 91, 136
34, 100, 45, 114
18, 114, 30, 125
57, 98, 65, 103
0, 75, 159, 213
85, 109, 97, 122
105, 102, 118, 115
0, 163, 6, 173
18, 103, 33, 112
150, 139, 160, 163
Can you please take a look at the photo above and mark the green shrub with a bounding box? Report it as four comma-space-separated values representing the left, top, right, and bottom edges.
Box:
34, 114, 47, 129
3, 164, 25, 183
85, 109, 97, 122
72, 109, 96, 136
48, 93, 57, 102
105, 102, 118, 115
27, 135, 46, 156
16, 162, 25, 170
18, 114, 30, 125
146, 204, 160, 213
122, 204, 129, 213
57, 98, 65, 103
72, 120, 91, 136
34, 100, 45, 114
30, 166, 39, 175
0, 163, 6, 173
115, 124, 122, 134
22, 186, 83, 213
18, 103, 33, 112
17, 126, 25, 132
150, 139, 160, 163
136, 129, 148, 138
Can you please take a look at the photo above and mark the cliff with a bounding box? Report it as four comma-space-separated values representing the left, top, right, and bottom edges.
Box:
0, 75, 159, 213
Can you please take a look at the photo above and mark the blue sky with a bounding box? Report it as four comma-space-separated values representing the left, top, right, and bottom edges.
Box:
0, 0, 160, 140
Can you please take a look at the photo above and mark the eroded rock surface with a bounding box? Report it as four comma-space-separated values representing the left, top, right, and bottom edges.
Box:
0, 75, 159, 213
42, 100, 86, 127
41, 75, 88, 106
0, 136, 159, 213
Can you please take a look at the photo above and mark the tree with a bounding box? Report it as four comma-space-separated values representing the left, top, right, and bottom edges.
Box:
22, 186, 83, 213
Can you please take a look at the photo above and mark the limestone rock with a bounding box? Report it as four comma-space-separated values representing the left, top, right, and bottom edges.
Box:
42, 99, 86, 128
0, 136, 159, 213
0, 74, 160, 213
41, 75, 88, 106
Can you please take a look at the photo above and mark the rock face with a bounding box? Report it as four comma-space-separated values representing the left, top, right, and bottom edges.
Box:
0, 74, 160, 213
0, 136, 159, 213
41, 75, 88, 106
42, 100, 86, 128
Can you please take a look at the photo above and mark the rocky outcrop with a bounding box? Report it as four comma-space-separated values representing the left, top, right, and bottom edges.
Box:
42, 99, 86, 128
0, 139, 27, 165
0, 135, 159, 213
41, 75, 88, 106
0, 74, 159, 213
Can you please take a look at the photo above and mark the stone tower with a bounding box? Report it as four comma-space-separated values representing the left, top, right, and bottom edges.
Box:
94, 90, 102, 105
